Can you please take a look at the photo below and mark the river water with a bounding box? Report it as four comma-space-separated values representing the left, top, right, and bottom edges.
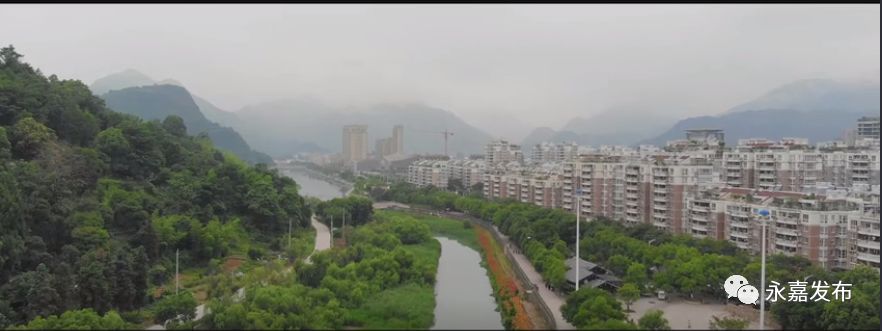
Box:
433, 237, 502, 330
279, 168, 348, 201
280, 168, 501, 329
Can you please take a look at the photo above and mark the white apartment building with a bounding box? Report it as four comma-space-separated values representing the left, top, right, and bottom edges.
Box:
531, 142, 579, 164
407, 159, 449, 188
447, 159, 486, 188
485, 140, 524, 167
685, 188, 880, 270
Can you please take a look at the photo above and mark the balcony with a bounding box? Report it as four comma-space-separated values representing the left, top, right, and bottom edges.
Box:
775, 217, 799, 225
775, 240, 798, 248
857, 252, 881, 264
730, 221, 750, 229
730, 231, 750, 239
858, 227, 881, 237
857, 240, 880, 250
775, 227, 798, 237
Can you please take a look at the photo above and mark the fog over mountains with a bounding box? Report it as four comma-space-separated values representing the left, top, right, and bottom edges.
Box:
90, 69, 879, 159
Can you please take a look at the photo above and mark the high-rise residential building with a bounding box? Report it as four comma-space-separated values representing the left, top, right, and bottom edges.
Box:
485, 140, 523, 167
393, 125, 404, 154
407, 159, 449, 188
343, 125, 369, 162
857, 116, 880, 139
684, 188, 879, 270
531, 142, 579, 164
375, 138, 394, 157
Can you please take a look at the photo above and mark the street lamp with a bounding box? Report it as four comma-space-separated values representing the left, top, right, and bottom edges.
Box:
756, 208, 771, 330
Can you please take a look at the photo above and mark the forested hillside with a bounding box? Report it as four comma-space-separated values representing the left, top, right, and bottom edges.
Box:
103, 85, 272, 164
0, 45, 310, 328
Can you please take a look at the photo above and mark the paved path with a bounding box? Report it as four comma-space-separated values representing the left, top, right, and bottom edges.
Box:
494, 229, 576, 330
306, 215, 332, 264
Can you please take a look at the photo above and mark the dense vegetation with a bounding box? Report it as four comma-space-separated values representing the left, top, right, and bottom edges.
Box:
0, 46, 310, 328
200, 215, 440, 329
312, 195, 374, 228
380, 183, 881, 330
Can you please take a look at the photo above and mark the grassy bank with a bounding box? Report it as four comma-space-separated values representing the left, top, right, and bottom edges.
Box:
375, 210, 534, 330
346, 239, 440, 329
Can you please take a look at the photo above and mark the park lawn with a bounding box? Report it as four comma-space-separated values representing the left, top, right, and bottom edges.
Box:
346, 238, 441, 330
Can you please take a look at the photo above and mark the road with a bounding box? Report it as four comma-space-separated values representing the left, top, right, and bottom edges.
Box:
306, 215, 331, 264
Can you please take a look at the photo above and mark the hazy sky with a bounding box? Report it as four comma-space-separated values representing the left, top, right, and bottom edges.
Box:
1, 4, 879, 130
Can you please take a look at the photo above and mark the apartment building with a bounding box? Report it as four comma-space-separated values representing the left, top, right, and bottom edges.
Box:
485, 140, 524, 167
857, 116, 880, 139
407, 159, 448, 188
722, 150, 824, 191
681, 188, 880, 270
483, 172, 564, 209
531, 142, 579, 164
447, 159, 485, 188
561, 154, 716, 233
343, 125, 369, 162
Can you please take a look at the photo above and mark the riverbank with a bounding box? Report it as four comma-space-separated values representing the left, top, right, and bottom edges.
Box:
374, 202, 570, 330
375, 210, 546, 330
274, 161, 354, 189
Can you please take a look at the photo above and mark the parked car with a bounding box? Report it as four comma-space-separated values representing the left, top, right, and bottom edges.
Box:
657, 290, 667, 300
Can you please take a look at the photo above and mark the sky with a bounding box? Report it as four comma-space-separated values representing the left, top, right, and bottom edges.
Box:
1, 4, 879, 133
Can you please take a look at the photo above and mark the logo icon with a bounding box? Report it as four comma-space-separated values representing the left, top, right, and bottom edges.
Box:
724, 274, 758, 305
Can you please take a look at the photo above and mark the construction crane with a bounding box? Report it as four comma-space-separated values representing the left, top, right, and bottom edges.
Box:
415, 129, 455, 156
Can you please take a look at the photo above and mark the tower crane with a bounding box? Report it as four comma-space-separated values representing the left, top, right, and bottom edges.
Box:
415, 129, 455, 156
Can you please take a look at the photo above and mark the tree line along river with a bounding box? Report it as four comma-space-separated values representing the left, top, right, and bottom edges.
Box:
279, 167, 503, 329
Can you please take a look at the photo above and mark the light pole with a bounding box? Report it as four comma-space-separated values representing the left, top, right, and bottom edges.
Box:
576, 191, 580, 292
757, 209, 770, 330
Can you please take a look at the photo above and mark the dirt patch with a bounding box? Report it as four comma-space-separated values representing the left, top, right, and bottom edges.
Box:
223, 256, 245, 273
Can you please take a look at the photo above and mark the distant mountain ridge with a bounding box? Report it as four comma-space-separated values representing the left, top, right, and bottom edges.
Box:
521, 108, 677, 148
643, 78, 880, 145
101, 84, 272, 164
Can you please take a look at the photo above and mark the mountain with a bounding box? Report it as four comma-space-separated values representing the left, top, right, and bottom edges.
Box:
644, 78, 880, 145
0, 46, 310, 329
231, 100, 494, 157
520, 108, 677, 148
89, 69, 155, 95
102, 85, 272, 164
726, 78, 880, 114
191, 95, 240, 127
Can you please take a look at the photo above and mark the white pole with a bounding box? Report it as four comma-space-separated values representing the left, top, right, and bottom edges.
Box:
576, 188, 581, 292
759, 212, 767, 330
175, 249, 179, 295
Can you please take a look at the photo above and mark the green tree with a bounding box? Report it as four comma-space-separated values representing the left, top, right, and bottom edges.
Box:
0, 127, 10, 160
9, 309, 128, 330
562, 288, 632, 329
625, 263, 649, 291
619, 283, 640, 311
638, 309, 670, 330
708, 316, 748, 330
152, 292, 197, 324
162, 115, 188, 137
10, 117, 56, 159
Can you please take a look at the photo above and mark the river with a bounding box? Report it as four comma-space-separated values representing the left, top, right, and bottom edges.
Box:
279, 168, 349, 200
433, 237, 502, 330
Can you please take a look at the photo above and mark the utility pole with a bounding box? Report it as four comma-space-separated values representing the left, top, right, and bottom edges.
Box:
758, 209, 770, 330
175, 249, 180, 295
575, 188, 582, 291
